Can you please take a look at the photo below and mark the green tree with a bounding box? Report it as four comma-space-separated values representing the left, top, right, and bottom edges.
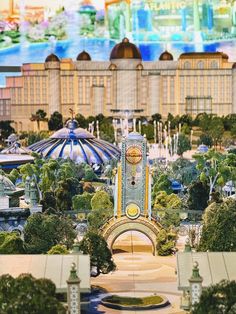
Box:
166, 113, 176, 129
88, 207, 113, 231
152, 174, 172, 196
141, 124, 154, 141
7, 169, 20, 184
84, 165, 97, 182
0, 120, 15, 140
100, 122, 115, 143
19, 155, 44, 181
30, 109, 47, 131
75, 113, 88, 128
41, 191, 57, 211
223, 114, 236, 131
0, 273, 65, 314
177, 133, 191, 157
0, 232, 25, 254
47, 244, 69, 255
208, 116, 225, 148
194, 150, 228, 200
55, 177, 82, 211
181, 123, 191, 135
48, 111, 63, 131
179, 114, 193, 127
40, 159, 59, 193
161, 210, 180, 229
199, 113, 213, 133
171, 158, 198, 186
20, 131, 49, 146
88, 187, 113, 230
193, 280, 236, 314
91, 190, 113, 211
151, 113, 162, 122
156, 229, 177, 256
198, 198, 236, 252
72, 192, 93, 211
79, 231, 116, 276
153, 191, 182, 210
187, 180, 209, 211
231, 124, 236, 139
197, 134, 213, 148
24, 213, 76, 254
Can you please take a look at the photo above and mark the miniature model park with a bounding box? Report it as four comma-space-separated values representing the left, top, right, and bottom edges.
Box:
0, 1, 236, 314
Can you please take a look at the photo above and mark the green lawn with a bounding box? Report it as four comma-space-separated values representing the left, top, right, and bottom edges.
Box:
103, 295, 163, 306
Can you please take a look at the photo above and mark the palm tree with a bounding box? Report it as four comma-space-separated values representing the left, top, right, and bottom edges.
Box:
30, 109, 47, 131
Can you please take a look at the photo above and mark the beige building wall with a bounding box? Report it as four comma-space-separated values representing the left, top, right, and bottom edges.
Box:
0, 52, 235, 132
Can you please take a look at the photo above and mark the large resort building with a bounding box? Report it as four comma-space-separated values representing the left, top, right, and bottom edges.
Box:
1, 38, 236, 132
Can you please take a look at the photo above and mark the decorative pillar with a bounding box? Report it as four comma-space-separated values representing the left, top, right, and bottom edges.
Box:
67, 262, 81, 314
189, 261, 203, 309
71, 240, 82, 255
24, 176, 31, 203
184, 238, 192, 252
0, 175, 9, 209
133, 118, 136, 132
29, 181, 42, 214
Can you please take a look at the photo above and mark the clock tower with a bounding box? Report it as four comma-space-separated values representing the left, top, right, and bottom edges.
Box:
114, 132, 151, 220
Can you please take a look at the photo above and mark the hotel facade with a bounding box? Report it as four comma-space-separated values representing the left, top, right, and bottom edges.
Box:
0, 38, 236, 132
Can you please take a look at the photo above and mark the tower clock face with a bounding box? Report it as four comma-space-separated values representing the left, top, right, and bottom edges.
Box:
126, 203, 141, 219
126, 145, 142, 164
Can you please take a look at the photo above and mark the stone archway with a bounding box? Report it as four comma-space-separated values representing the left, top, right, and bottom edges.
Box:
102, 215, 161, 255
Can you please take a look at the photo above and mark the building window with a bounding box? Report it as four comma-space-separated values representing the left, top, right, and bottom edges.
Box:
197, 61, 204, 69
211, 61, 218, 69
184, 61, 191, 69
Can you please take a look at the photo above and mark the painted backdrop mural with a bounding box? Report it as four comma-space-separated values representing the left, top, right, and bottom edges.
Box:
1, 0, 236, 66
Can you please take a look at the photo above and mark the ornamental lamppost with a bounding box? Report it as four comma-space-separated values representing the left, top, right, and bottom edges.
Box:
189, 261, 203, 308
67, 262, 81, 314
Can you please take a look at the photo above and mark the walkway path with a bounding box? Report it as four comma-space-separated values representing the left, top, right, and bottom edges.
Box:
91, 252, 185, 314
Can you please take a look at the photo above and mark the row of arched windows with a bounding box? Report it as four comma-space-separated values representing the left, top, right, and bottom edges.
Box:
183, 60, 219, 69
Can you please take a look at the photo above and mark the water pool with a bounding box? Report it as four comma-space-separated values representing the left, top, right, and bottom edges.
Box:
1, 37, 236, 85
1, 38, 236, 64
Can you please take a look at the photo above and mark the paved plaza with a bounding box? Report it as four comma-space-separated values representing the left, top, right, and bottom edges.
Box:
91, 232, 185, 314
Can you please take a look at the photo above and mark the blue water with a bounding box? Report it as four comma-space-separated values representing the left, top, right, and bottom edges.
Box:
1, 37, 236, 85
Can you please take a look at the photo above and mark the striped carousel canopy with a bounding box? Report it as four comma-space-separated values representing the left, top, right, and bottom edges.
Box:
28, 120, 120, 165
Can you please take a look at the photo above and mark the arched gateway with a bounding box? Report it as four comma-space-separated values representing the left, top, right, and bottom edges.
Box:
102, 215, 161, 255
102, 131, 161, 255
